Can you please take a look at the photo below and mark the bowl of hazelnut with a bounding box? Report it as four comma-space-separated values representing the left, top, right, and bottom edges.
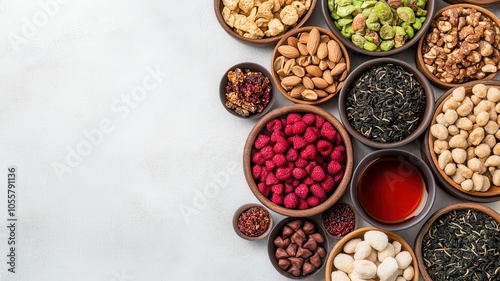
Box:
422, 80, 500, 202
416, 4, 500, 89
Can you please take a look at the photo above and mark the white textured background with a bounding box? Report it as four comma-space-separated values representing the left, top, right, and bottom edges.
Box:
0, 0, 499, 280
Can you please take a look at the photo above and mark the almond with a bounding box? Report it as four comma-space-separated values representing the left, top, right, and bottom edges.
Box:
283, 59, 296, 75
281, 75, 302, 87
278, 45, 300, 59
319, 59, 329, 71
277, 68, 287, 79
327, 40, 342, 63
301, 89, 318, 101
317, 42, 328, 60
305, 65, 323, 77
307, 28, 320, 56
324, 83, 337, 94
322, 70, 334, 84
336, 81, 345, 92
302, 76, 314, 89
320, 35, 330, 43
312, 77, 329, 89
327, 60, 335, 69
287, 36, 299, 48
290, 84, 305, 98
274, 56, 286, 71
330, 62, 347, 76
339, 70, 348, 81
298, 32, 309, 44
291, 65, 306, 77
297, 43, 309, 56
314, 89, 329, 98
311, 55, 320, 65
296, 55, 311, 67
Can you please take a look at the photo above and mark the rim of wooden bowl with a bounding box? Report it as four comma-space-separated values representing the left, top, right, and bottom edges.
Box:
321, 0, 435, 57
443, 0, 500, 6
243, 104, 354, 217
270, 26, 351, 105
325, 226, 419, 281
416, 4, 500, 89
426, 80, 500, 201
232, 203, 273, 241
414, 202, 500, 281
214, 0, 318, 46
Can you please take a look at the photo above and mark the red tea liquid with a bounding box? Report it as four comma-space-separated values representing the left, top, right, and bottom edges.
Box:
357, 157, 426, 224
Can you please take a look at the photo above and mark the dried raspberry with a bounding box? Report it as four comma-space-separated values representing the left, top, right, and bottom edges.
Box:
298, 198, 309, 210
331, 146, 346, 163
284, 193, 299, 209
271, 183, 284, 195
273, 141, 288, 154
254, 134, 270, 149
304, 127, 318, 143
266, 119, 282, 131
260, 145, 274, 160
261, 168, 268, 182
335, 133, 344, 146
311, 166, 326, 182
252, 152, 265, 165
285, 183, 294, 193
303, 177, 315, 185
307, 196, 320, 207
252, 165, 262, 180
292, 121, 307, 135
292, 167, 307, 179
292, 136, 307, 150
334, 169, 344, 183
302, 113, 316, 126
310, 183, 327, 200
305, 161, 317, 175
327, 161, 342, 175
287, 113, 302, 124
301, 144, 317, 160
286, 148, 299, 162
295, 157, 308, 168
265, 160, 276, 171
258, 183, 270, 197
295, 184, 309, 199
292, 179, 300, 187
321, 175, 335, 193
272, 154, 287, 167
321, 122, 337, 141
315, 115, 325, 129
271, 130, 286, 143
276, 167, 292, 181
317, 139, 333, 157
284, 124, 294, 136
266, 172, 279, 185
271, 193, 284, 205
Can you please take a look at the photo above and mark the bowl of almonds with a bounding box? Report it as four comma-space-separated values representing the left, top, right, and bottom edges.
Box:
271, 26, 350, 105
422, 80, 500, 203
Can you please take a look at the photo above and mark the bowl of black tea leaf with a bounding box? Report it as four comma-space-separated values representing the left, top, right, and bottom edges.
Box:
415, 202, 500, 281
338, 58, 434, 149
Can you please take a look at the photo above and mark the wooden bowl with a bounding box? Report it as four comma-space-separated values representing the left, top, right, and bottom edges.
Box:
325, 227, 419, 281
320, 202, 359, 239
423, 80, 500, 202
243, 104, 354, 217
338, 57, 435, 149
414, 202, 500, 281
270, 26, 350, 105
233, 203, 273, 241
321, 0, 434, 56
214, 0, 317, 46
416, 4, 500, 89
443, 0, 500, 6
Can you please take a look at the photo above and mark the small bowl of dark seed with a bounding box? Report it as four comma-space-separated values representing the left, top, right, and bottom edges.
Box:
415, 202, 500, 281
220, 62, 275, 119
338, 57, 435, 149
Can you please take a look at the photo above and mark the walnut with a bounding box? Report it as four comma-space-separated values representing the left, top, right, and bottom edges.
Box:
465, 10, 481, 27
438, 21, 452, 32
458, 17, 466, 30
443, 7, 460, 27
484, 29, 495, 44
466, 51, 482, 63
479, 41, 494, 57
459, 26, 474, 41
465, 34, 481, 43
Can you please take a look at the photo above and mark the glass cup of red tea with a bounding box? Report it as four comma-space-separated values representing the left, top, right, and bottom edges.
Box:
350, 149, 436, 231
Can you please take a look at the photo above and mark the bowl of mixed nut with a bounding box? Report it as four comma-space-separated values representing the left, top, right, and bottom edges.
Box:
271, 26, 350, 105
423, 80, 500, 203
214, 0, 317, 45
321, 0, 435, 56
416, 4, 500, 89
220, 62, 275, 118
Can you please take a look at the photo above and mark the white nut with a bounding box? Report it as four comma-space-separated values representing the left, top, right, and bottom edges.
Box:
485, 155, 500, 166
468, 157, 485, 173
430, 124, 448, 140
455, 117, 473, 130
484, 120, 499, 135
354, 241, 372, 261
434, 140, 449, 154
395, 251, 412, 270
344, 238, 362, 254
403, 265, 415, 281
334, 253, 354, 274
457, 164, 473, 179
353, 260, 377, 279
451, 148, 467, 164
392, 241, 402, 256
475, 143, 491, 158
444, 163, 457, 176
476, 111, 490, 126
331, 270, 350, 281
461, 179, 474, 191
472, 172, 484, 191
444, 110, 458, 124
378, 243, 395, 263
468, 127, 485, 146
452, 86, 466, 102
448, 125, 460, 135
472, 83, 488, 98
438, 150, 453, 170
449, 135, 468, 149
487, 87, 500, 103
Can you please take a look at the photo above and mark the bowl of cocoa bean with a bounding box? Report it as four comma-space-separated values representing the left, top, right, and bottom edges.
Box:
233, 203, 273, 241
338, 57, 434, 149
243, 104, 354, 217
220, 62, 275, 119
416, 4, 500, 89
268, 217, 329, 279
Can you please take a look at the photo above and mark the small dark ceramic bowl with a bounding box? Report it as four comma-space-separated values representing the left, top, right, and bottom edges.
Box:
321, 0, 434, 56
350, 149, 436, 231
338, 57, 434, 149
220, 62, 275, 119
321, 202, 359, 239
214, 0, 317, 46
233, 203, 273, 241
268, 217, 329, 279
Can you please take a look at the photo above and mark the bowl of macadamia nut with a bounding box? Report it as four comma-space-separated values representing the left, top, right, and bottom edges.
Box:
423, 80, 500, 203
325, 227, 419, 281
416, 4, 500, 89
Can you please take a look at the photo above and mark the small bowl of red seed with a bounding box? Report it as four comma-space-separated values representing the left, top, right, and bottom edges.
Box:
321, 202, 358, 239
233, 203, 273, 241
220, 62, 275, 119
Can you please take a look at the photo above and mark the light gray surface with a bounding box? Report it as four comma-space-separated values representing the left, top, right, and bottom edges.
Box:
0, 0, 499, 280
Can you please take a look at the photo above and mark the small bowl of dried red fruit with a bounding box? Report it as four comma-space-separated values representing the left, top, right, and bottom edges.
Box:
243, 104, 354, 217
220, 62, 275, 119
233, 203, 273, 241
321, 202, 358, 239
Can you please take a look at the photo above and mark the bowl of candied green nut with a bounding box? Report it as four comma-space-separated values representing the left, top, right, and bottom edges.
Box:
423, 80, 500, 203
321, 0, 434, 56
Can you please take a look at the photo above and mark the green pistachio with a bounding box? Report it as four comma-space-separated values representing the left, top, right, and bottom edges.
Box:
393, 26, 407, 48
360, 0, 377, 8
352, 13, 366, 34
337, 5, 356, 17
412, 17, 422, 30
380, 24, 395, 39
328, 0, 335, 12
351, 34, 367, 48
380, 40, 395, 51
397, 7, 415, 23
338, 18, 354, 27
361, 7, 373, 18
416, 7, 427, 17
403, 25, 414, 39
366, 12, 380, 31
374, 2, 393, 22
331, 10, 341, 20
364, 41, 378, 51
342, 24, 355, 39
335, 0, 352, 6
416, 0, 426, 8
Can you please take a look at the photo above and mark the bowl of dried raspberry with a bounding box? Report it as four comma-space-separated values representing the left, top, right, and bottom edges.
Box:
220, 62, 275, 119
243, 104, 354, 217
